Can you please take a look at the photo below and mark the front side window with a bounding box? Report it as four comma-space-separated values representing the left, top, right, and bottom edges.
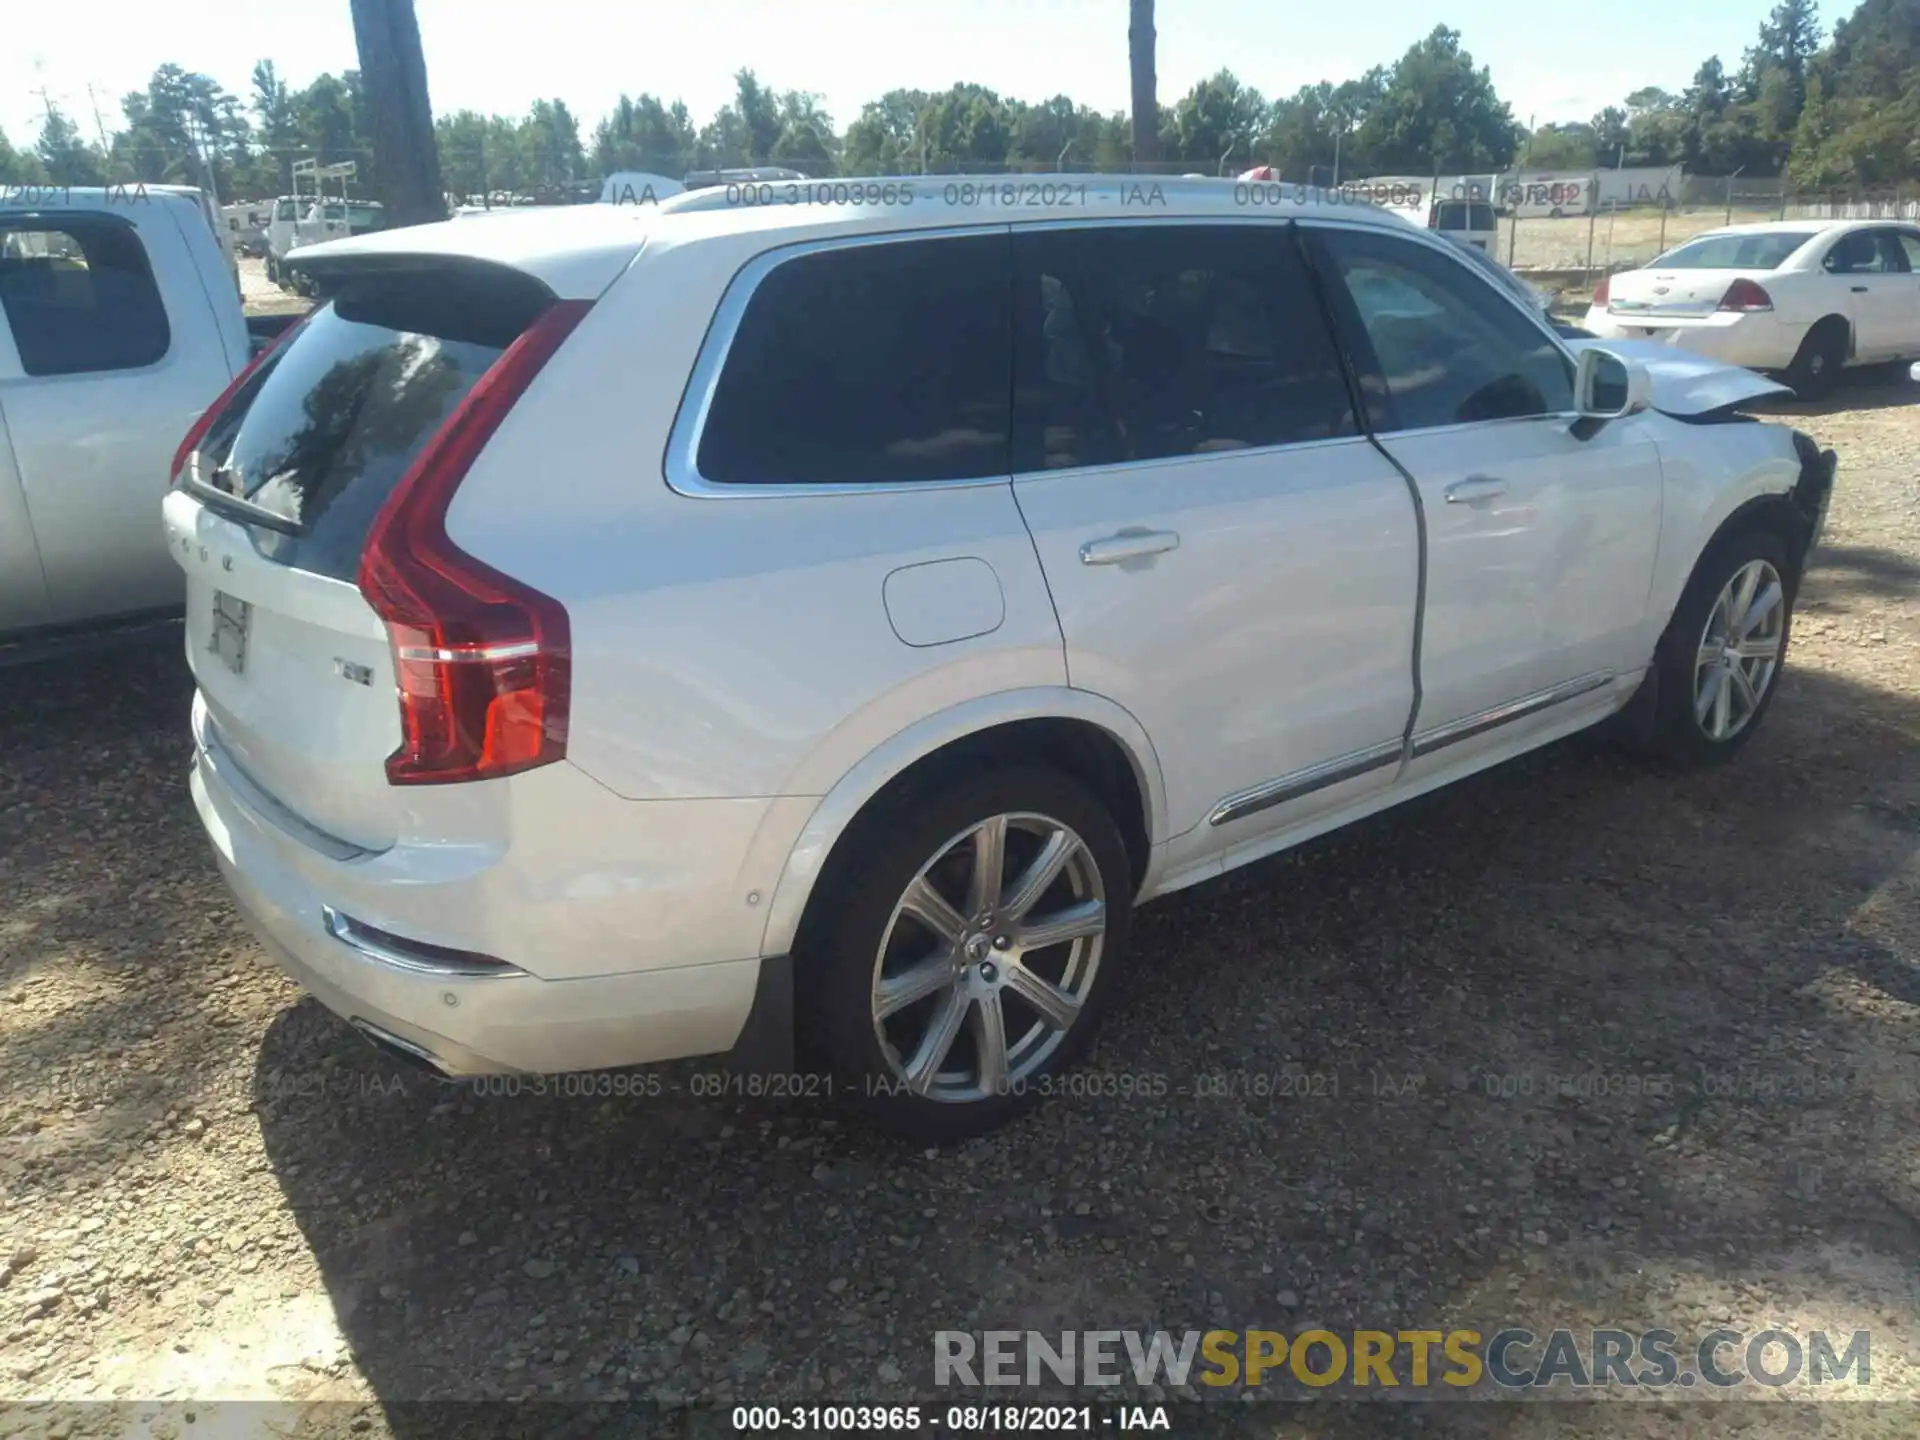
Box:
696, 233, 1012, 486
1310, 226, 1573, 433
1823, 229, 1909, 275
1011, 223, 1356, 471
1897, 232, 1920, 271
0, 218, 170, 377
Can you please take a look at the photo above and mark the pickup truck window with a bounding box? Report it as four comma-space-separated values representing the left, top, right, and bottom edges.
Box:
0, 218, 170, 377
1311, 227, 1573, 433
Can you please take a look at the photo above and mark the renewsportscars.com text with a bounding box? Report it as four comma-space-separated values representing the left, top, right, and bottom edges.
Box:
934, 1327, 1871, 1393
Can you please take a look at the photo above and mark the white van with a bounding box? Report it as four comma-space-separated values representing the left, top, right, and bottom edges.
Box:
1429, 196, 1499, 251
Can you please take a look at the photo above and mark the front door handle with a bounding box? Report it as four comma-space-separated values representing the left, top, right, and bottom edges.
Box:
1851, 285, 1869, 293
1445, 476, 1508, 504
1079, 529, 1181, 565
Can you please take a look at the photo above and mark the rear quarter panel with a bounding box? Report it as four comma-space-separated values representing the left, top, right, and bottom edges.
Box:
442, 224, 1071, 808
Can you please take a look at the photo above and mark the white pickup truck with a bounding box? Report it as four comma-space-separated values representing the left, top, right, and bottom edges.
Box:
0, 185, 286, 661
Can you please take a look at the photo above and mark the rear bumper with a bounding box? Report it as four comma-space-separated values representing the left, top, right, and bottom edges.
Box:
191, 719, 787, 1076
1580, 309, 1804, 370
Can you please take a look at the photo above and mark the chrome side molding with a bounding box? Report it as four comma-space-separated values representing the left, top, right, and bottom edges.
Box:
1410, 670, 1616, 759
1206, 670, 1617, 829
1208, 739, 1404, 828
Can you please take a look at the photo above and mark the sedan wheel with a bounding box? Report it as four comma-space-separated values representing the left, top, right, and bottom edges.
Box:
871, 812, 1106, 1102
1693, 558, 1785, 742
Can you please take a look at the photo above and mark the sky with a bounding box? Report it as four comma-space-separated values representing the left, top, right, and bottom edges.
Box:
6, 0, 1821, 161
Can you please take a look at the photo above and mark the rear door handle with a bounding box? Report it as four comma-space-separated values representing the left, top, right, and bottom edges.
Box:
1079, 530, 1180, 565
1852, 285, 1869, 293
1444, 476, 1508, 504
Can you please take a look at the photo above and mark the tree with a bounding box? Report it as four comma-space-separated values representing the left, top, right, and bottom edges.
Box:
1005, 95, 1127, 171
770, 92, 837, 174
1351, 26, 1520, 173
842, 89, 932, 174
914, 84, 1015, 170
1129, 0, 1158, 165
592, 93, 697, 177
1618, 87, 1687, 166
1742, 0, 1822, 105
251, 61, 299, 193
349, 0, 446, 225
1523, 121, 1598, 170
522, 99, 586, 191
732, 70, 784, 166
0, 126, 49, 184
35, 106, 107, 186
1165, 70, 1268, 171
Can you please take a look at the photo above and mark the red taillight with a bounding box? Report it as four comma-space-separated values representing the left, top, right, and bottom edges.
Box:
357, 298, 592, 786
1592, 274, 1611, 307
1719, 278, 1774, 313
170, 316, 311, 486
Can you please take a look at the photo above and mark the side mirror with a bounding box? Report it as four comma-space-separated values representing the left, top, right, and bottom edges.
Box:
1575, 347, 1651, 420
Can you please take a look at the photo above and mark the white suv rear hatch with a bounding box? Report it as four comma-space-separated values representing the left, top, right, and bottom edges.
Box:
164, 262, 580, 852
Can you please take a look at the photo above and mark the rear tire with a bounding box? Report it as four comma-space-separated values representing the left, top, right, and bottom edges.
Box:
797, 764, 1132, 1143
1783, 319, 1846, 400
1636, 528, 1795, 767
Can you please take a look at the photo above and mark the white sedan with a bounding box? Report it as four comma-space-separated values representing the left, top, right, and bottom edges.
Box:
1583, 219, 1920, 396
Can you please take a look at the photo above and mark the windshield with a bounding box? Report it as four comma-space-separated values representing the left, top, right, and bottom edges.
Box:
1651, 231, 1817, 270
1450, 241, 1547, 309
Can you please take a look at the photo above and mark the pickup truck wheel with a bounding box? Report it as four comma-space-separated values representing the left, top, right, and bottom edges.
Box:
1783, 320, 1846, 399
1642, 530, 1794, 766
800, 765, 1131, 1142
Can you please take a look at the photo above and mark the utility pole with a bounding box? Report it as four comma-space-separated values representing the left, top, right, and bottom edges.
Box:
85, 84, 112, 158
349, 0, 446, 225
1128, 0, 1159, 169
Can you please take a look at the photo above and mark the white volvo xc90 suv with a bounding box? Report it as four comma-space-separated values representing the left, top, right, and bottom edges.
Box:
163, 178, 1837, 1140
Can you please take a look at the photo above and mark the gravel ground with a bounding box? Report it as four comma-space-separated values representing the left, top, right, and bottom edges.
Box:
2, 371, 1919, 1440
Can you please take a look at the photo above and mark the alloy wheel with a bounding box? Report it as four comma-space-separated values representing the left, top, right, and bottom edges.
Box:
1694, 557, 1786, 742
870, 811, 1107, 1103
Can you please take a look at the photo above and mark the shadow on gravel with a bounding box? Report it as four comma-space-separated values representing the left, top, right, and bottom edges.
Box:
243, 657, 1920, 1434
1806, 543, 1920, 610
1757, 362, 1918, 417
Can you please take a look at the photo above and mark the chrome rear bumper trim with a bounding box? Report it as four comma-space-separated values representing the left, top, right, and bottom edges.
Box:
323, 906, 525, 979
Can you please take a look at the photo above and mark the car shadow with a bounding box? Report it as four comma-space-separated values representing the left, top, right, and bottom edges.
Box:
248, 653, 1920, 1428
1756, 361, 1917, 417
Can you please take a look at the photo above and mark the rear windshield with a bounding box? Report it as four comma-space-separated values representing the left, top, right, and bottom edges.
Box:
1652, 231, 1816, 270
1433, 202, 1495, 231
186, 268, 550, 581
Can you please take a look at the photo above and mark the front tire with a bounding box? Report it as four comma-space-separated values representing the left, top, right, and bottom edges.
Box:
1639, 529, 1795, 766
798, 765, 1133, 1142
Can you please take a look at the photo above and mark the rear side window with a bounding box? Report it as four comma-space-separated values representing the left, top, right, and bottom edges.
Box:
1311, 226, 1573, 433
696, 234, 1011, 486
0, 217, 170, 376
186, 267, 550, 580
1011, 223, 1356, 471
